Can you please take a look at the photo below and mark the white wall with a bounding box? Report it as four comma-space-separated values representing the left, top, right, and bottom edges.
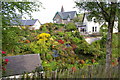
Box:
83, 15, 118, 34
86, 21, 100, 34
83, 15, 100, 34
30, 20, 41, 30
103, 21, 118, 33
113, 21, 118, 33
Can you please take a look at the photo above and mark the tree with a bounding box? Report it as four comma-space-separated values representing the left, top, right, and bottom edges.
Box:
1, 1, 42, 26
65, 22, 77, 31
75, 0, 120, 77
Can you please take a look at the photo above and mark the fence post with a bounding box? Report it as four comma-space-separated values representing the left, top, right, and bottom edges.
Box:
118, 57, 120, 78
51, 71, 57, 79
88, 65, 92, 78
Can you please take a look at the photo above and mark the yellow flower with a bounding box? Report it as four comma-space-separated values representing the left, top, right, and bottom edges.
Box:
37, 33, 51, 40
50, 37, 54, 41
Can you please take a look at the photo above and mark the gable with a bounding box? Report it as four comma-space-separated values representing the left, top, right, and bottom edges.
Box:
53, 12, 62, 20
82, 13, 94, 23
53, 11, 77, 20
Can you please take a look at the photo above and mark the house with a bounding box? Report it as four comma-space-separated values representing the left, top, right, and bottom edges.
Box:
77, 13, 118, 34
11, 19, 41, 30
53, 6, 77, 24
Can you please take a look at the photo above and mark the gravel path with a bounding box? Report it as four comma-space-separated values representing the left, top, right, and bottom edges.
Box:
85, 37, 102, 44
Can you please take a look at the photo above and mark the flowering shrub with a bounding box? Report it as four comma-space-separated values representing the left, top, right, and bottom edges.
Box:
71, 67, 77, 72
57, 40, 64, 44
1, 51, 9, 75
37, 33, 50, 41
91, 59, 96, 63
25, 40, 30, 43
79, 60, 85, 64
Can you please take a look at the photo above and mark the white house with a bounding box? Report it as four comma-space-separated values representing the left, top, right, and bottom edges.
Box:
11, 19, 41, 30
77, 13, 118, 34
20, 19, 41, 30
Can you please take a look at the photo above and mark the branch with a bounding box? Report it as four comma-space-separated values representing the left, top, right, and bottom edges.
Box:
96, 2, 110, 22
109, 2, 117, 22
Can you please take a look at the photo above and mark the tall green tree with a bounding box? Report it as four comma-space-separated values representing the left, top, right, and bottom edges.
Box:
1, 1, 42, 26
75, 0, 120, 77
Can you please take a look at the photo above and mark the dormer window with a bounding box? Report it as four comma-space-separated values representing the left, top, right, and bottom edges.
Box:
92, 17, 97, 22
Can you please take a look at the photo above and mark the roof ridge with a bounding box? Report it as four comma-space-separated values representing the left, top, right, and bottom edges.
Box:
58, 11, 76, 13
21, 19, 38, 21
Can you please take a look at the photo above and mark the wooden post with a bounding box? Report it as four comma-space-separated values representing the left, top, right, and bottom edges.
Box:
51, 71, 57, 79
118, 57, 120, 78
88, 65, 92, 78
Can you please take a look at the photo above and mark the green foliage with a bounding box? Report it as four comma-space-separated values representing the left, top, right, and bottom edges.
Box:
75, 1, 120, 22
100, 23, 108, 36
2, 27, 37, 55
54, 23, 65, 26
2, 27, 21, 54
65, 23, 77, 31
73, 14, 84, 23
112, 33, 119, 57
3, 22, 118, 74
41, 26, 48, 32
57, 32, 64, 37
91, 33, 119, 58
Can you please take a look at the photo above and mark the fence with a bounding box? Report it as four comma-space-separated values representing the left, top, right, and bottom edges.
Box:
2, 63, 119, 79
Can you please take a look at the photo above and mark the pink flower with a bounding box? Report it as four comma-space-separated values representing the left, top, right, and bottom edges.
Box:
2, 51, 6, 54
5, 59, 9, 63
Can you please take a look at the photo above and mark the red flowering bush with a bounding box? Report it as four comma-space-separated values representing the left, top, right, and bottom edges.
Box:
1, 51, 9, 75
25, 40, 31, 43
79, 60, 85, 64
71, 67, 77, 72
91, 59, 96, 63
57, 40, 64, 44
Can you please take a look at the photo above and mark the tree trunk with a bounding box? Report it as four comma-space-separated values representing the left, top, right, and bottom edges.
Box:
106, 21, 113, 77
105, 2, 117, 78
118, 12, 120, 58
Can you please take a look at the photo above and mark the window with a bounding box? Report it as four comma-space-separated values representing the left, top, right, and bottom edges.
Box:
95, 27, 97, 32
92, 27, 97, 32
92, 27, 94, 32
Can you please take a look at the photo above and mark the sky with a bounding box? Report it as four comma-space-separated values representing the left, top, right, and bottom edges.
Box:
23, 0, 79, 24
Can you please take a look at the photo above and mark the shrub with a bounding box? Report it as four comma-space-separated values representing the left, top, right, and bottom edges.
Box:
65, 23, 77, 31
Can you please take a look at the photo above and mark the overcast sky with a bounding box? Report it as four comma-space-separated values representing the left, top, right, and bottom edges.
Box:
24, 0, 79, 24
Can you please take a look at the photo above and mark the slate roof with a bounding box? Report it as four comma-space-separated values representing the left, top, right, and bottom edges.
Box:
53, 11, 77, 20
11, 19, 39, 26
3, 54, 42, 76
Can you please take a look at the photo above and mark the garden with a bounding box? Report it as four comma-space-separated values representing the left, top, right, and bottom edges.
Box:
1, 22, 119, 78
